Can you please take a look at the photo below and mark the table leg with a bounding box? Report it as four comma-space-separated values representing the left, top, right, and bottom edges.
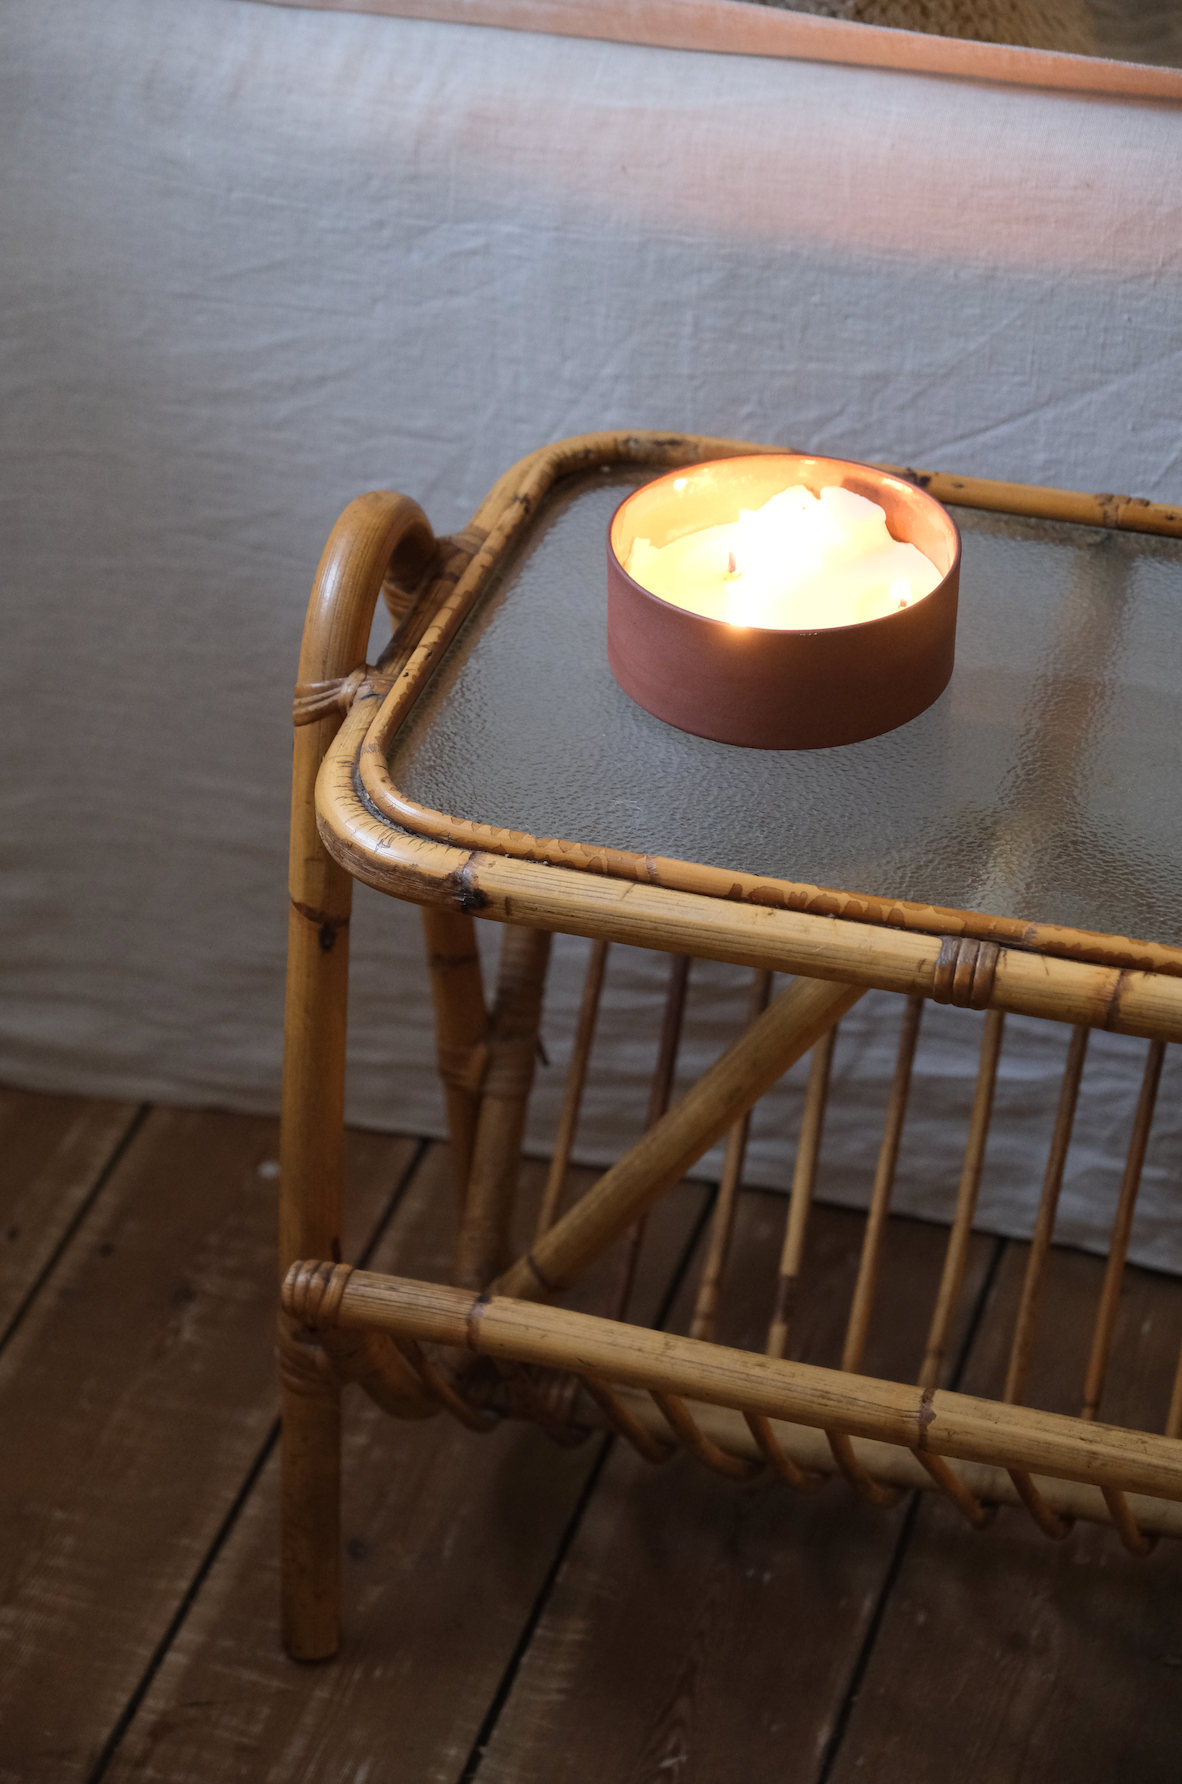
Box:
279, 487, 441, 1658
280, 719, 354, 1658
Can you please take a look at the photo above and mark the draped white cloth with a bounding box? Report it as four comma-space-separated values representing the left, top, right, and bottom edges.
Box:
2, 0, 1180, 1264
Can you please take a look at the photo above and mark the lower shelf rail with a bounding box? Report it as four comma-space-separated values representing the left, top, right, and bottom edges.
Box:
282, 1259, 1182, 1547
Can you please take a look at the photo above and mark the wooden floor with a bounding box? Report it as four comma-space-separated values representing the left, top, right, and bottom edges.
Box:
3, 1086, 1182, 1784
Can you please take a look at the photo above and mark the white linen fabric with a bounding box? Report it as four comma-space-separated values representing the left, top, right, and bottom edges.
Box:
3, 0, 1181, 1266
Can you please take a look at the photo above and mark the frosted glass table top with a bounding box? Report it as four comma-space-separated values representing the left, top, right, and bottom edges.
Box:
392, 470, 1182, 948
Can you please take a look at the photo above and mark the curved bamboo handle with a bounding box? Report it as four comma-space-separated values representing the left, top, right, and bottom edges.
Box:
297, 489, 437, 692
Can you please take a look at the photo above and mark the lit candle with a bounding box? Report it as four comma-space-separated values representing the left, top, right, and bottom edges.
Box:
623, 483, 941, 630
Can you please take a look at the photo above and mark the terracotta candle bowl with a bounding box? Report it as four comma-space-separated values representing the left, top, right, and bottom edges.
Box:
606, 453, 961, 750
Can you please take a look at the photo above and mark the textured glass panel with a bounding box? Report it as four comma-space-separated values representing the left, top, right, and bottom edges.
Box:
393, 470, 1182, 945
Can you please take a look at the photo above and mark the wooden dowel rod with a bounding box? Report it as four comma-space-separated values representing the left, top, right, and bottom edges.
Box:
766, 1026, 839, 1360
309, 1267, 1182, 1505
613, 955, 691, 1323
842, 995, 924, 1375
496, 975, 864, 1304
919, 1008, 1006, 1394
535, 940, 609, 1242
690, 970, 774, 1343
454, 926, 552, 1289
1003, 1024, 1089, 1406
421, 905, 488, 1219
1081, 1039, 1166, 1421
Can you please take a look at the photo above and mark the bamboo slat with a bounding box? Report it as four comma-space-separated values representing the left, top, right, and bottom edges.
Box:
766, 1027, 838, 1359
1081, 1040, 1166, 1422
1003, 1024, 1090, 1406
613, 954, 691, 1323
841, 996, 924, 1374
535, 939, 609, 1242
918, 1009, 1006, 1395
689, 969, 773, 1343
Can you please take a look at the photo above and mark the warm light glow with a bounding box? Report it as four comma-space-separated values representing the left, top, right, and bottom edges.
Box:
625, 484, 940, 630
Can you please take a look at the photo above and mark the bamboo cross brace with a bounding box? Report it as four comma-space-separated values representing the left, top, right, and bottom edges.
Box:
496, 975, 864, 1303
285, 1265, 1182, 1507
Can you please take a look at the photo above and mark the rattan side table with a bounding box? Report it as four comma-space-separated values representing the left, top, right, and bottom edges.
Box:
279, 430, 1182, 1660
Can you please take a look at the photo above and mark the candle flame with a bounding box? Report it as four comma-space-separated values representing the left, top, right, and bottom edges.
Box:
890, 577, 913, 610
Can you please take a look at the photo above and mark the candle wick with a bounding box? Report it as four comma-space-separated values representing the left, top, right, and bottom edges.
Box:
727, 552, 738, 576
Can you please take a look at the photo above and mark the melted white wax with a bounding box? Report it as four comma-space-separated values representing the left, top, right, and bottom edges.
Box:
625, 484, 940, 630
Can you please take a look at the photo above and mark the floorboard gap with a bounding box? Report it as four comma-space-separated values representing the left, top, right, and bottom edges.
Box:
0, 1101, 152, 1359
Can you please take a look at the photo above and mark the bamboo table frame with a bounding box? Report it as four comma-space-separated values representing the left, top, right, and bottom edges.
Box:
279, 430, 1182, 1660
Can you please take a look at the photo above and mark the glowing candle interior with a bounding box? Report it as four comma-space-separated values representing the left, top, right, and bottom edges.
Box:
624, 483, 942, 630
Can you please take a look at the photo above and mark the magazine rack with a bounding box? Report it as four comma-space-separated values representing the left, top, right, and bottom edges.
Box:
279, 430, 1182, 1659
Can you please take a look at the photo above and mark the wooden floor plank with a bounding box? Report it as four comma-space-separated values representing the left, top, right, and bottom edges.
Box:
475, 1195, 995, 1784
0, 1108, 418, 1784
101, 1152, 707, 1784
0, 1088, 140, 1340
827, 1242, 1182, 1784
